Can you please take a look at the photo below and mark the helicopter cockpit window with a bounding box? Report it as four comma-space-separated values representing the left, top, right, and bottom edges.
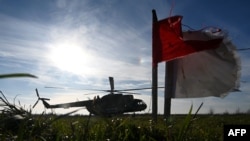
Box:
137, 101, 145, 105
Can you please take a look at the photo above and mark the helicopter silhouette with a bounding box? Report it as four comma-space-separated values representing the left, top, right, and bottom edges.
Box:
33, 77, 153, 116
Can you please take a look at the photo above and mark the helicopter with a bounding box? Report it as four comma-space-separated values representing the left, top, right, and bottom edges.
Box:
33, 77, 151, 116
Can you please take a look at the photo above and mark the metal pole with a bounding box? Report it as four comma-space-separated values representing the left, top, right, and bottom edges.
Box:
152, 9, 158, 121
164, 60, 175, 118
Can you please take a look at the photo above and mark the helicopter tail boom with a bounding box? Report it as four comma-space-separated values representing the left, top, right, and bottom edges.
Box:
41, 100, 92, 109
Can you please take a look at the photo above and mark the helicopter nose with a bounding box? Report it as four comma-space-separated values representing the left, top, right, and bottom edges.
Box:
137, 100, 147, 110
141, 101, 147, 110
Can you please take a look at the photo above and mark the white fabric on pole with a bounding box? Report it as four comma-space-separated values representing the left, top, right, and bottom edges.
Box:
174, 29, 241, 98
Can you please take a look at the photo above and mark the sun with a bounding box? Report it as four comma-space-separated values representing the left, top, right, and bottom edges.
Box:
48, 41, 93, 75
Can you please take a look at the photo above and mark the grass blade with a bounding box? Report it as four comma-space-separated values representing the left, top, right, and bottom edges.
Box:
0, 73, 38, 79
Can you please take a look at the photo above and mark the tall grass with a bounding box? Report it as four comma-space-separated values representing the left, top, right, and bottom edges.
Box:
0, 73, 37, 79
1, 91, 250, 140
0, 91, 200, 141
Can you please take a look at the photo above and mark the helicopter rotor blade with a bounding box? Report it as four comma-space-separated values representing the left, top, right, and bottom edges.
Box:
35, 88, 40, 98
117, 86, 165, 92
45, 86, 164, 93
33, 99, 39, 108
44, 77, 164, 94
41, 98, 50, 101
109, 77, 114, 93
44, 86, 65, 89
119, 91, 141, 95
45, 86, 107, 92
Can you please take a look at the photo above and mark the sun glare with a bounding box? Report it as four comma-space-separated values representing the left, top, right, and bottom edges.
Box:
48, 42, 93, 75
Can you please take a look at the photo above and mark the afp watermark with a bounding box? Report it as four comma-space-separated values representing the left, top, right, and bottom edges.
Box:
224, 125, 250, 141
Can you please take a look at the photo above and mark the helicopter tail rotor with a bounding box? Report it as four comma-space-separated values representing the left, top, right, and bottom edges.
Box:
33, 88, 50, 108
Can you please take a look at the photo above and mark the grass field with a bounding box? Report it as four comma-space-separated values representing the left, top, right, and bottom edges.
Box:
1, 84, 250, 141
1, 104, 250, 141
0, 77, 250, 141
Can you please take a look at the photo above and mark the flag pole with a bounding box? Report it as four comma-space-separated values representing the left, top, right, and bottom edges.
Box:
164, 60, 176, 118
152, 9, 158, 122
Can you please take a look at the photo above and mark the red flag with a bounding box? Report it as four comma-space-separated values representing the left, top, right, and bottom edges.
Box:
152, 15, 223, 67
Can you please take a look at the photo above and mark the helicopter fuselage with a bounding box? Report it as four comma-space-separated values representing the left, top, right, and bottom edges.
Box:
86, 94, 147, 115
42, 93, 147, 116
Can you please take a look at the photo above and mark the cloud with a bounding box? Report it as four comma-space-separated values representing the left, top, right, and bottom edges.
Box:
0, 1, 153, 89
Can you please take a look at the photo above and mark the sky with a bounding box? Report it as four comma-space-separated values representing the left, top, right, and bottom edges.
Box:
0, 0, 250, 115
